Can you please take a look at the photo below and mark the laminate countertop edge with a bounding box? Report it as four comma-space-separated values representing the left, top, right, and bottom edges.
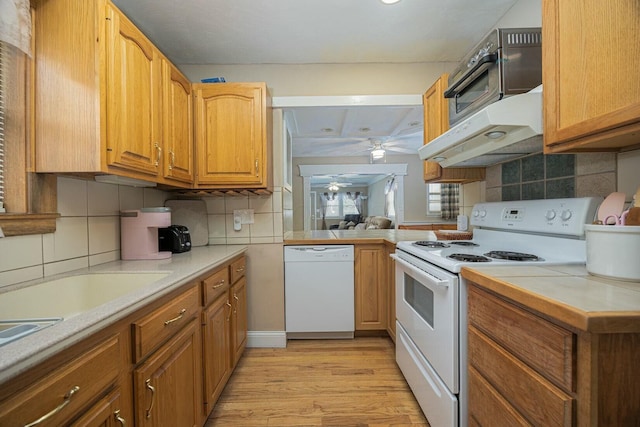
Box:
462, 265, 640, 334
0, 245, 248, 384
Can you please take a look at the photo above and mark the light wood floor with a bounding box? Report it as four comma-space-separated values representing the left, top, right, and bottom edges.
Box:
205, 337, 430, 426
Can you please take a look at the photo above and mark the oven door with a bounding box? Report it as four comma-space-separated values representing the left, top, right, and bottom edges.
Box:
393, 252, 459, 393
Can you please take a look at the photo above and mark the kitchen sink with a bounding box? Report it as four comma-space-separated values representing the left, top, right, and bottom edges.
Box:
0, 318, 62, 347
0, 272, 169, 321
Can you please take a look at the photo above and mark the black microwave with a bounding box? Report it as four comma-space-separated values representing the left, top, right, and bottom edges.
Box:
444, 28, 542, 126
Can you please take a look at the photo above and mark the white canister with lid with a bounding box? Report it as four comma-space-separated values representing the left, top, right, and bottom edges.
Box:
584, 224, 640, 281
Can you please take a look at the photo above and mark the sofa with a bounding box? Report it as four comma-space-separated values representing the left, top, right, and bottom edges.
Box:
333, 215, 393, 230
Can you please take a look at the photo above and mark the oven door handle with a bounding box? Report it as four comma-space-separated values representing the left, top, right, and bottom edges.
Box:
391, 254, 449, 288
444, 52, 498, 99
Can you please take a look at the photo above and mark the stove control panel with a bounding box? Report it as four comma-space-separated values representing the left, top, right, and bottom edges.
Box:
471, 197, 603, 236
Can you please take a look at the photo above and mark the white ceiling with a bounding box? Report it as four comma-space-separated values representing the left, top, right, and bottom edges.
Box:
111, 0, 520, 158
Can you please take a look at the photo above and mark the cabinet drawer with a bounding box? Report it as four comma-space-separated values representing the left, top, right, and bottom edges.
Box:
468, 285, 575, 391
468, 366, 530, 427
202, 267, 230, 307
230, 256, 246, 284
469, 326, 574, 427
133, 285, 199, 362
0, 334, 121, 426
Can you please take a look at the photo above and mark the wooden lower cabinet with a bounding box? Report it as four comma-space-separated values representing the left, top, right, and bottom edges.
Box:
201, 255, 248, 414
0, 334, 122, 426
467, 282, 640, 427
202, 291, 232, 414
134, 318, 202, 427
231, 276, 248, 367
69, 389, 127, 427
354, 244, 387, 331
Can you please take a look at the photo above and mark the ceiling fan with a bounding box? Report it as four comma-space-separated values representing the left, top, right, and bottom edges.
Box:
325, 181, 352, 192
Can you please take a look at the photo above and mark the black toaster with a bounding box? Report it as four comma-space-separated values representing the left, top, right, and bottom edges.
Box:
158, 225, 192, 253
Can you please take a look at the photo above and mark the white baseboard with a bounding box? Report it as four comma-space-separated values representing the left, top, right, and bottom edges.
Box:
247, 331, 287, 348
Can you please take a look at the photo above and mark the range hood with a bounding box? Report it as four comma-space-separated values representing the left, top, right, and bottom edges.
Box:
418, 87, 543, 168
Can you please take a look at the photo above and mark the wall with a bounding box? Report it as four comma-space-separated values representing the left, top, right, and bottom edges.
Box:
0, 177, 169, 286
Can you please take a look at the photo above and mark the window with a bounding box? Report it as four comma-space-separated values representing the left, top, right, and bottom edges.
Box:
322, 193, 359, 219
426, 183, 441, 215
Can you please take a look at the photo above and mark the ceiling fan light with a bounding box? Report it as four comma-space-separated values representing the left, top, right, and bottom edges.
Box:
371, 148, 385, 159
380, 0, 401, 4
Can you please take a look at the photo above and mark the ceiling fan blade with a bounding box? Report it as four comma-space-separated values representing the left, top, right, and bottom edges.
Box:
387, 146, 418, 154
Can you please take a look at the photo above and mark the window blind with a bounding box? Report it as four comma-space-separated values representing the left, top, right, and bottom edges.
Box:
0, 41, 6, 208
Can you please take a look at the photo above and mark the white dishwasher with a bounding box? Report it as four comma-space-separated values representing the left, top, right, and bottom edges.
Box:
284, 245, 355, 339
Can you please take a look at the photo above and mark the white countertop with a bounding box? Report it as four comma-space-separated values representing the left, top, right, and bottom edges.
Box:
0, 245, 247, 384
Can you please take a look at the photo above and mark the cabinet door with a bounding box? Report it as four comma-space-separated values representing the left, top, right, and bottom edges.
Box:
202, 292, 231, 414
354, 244, 387, 330
231, 277, 248, 368
134, 319, 202, 427
162, 60, 194, 184
194, 83, 269, 187
543, 0, 640, 152
422, 74, 485, 183
423, 75, 448, 182
106, 5, 162, 176
69, 389, 127, 427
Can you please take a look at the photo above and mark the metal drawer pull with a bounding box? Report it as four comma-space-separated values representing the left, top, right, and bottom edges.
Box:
226, 301, 232, 321
235, 266, 245, 273
114, 409, 127, 426
145, 379, 155, 419
212, 279, 225, 289
164, 308, 187, 325
24, 385, 80, 426
154, 142, 162, 167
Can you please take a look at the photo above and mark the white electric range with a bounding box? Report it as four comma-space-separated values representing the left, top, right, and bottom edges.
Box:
392, 197, 602, 427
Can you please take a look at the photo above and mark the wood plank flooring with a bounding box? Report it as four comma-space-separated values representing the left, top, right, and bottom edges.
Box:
205, 337, 430, 426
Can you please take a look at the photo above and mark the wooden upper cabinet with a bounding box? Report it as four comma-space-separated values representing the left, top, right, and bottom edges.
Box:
193, 83, 273, 189
105, 4, 162, 176
543, 0, 640, 152
422, 74, 485, 183
33, 0, 192, 187
162, 60, 194, 184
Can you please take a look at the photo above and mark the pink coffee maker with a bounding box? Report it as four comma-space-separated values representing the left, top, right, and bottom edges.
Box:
121, 207, 172, 260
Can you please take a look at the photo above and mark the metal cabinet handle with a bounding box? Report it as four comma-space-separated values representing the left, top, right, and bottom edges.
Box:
169, 151, 175, 170
225, 301, 232, 321
255, 159, 259, 176
145, 379, 155, 419
114, 409, 127, 426
233, 294, 239, 314
24, 385, 80, 426
211, 279, 225, 289
164, 308, 186, 325
154, 142, 162, 167
235, 266, 245, 273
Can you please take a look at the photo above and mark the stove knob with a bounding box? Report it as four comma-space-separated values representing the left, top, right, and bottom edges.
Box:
472, 209, 480, 218
479, 210, 487, 218
561, 209, 572, 221
545, 209, 557, 221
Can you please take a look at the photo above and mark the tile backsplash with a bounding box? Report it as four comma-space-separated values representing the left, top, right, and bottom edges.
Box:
486, 152, 617, 202
0, 176, 288, 287
0, 177, 170, 287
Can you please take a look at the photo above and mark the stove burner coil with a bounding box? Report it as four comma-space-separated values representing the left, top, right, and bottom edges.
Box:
450, 241, 479, 247
414, 241, 450, 248
447, 253, 491, 262
484, 251, 542, 261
